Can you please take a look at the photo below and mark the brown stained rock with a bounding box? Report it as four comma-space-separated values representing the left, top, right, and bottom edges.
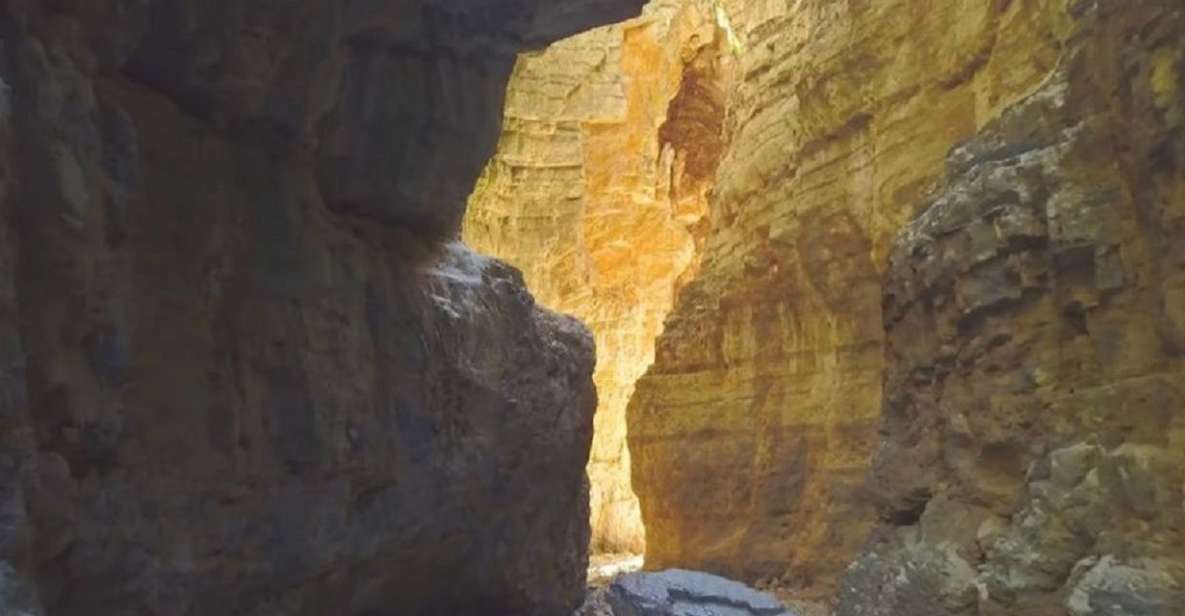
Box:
0, 0, 644, 614
839, 3, 1185, 615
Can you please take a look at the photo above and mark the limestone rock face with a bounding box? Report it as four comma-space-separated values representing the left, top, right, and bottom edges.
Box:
0, 0, 642, 614
464, 0, 728, 554
838, 3, 1185, 614
629, 0, 1077, 590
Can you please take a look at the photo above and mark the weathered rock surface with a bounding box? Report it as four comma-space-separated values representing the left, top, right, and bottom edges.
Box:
838, 2, 1185, 615
629, 0, 1078, 591
579, 569, 799, 616
464, 0, 728, 554
0, 0, 643, 614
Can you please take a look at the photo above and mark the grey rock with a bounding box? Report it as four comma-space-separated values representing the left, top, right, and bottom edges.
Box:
1065, 556, 1185, 616
607, 569, 798, 616
837, 535, 979, 616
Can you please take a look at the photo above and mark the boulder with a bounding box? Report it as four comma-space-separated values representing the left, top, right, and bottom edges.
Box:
605, 569, 799, 616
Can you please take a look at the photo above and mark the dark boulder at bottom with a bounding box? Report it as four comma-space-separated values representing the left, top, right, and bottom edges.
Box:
583, 569, 799, 616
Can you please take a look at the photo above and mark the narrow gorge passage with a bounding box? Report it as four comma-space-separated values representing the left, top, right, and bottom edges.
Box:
464, 0, 732, 560
474, 1, 1185, 615
2, 1, 1184, 615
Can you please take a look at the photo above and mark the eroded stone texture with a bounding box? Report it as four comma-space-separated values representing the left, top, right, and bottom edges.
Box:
464, 0, 728, 554
629, 0, 1078, 592
838, 3, 1185, 615
0, 0, 642, 613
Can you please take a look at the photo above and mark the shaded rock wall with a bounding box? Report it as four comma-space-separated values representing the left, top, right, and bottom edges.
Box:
0, 0, 642, 614
839, 2, 1185, 614
628, 0, 1088, 592
464, 0, 728, 555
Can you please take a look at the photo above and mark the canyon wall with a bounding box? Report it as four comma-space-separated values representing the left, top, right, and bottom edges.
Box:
839, 2, 1185, 614
464, 0, 728, 554
0, 1, 642, 614
629, 0, 1079, 592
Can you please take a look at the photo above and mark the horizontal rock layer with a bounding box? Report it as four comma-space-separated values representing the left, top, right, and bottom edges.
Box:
839, 2, 1185, 614
0, 0, 643, 614
629, 0, 1076, 591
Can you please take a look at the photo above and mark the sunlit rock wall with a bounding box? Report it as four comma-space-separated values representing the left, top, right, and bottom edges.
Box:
464, 0, 728, 555
839, 3, 1185, 614
629, 0, 1079, 592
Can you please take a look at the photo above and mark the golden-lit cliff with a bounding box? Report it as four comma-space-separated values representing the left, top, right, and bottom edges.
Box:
629, 0, 1074, 591
472, 5, 1185, 614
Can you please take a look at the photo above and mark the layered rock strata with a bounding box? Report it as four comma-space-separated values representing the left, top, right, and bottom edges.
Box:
839, 3, 1185, 614
464, 0, 728, 554
0, 0, 641, 614
629, 0, 1079, 591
